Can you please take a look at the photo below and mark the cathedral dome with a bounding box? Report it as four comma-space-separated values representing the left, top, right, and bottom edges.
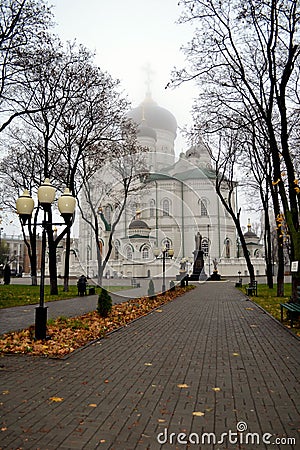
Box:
129, 219, 150, 230
137, 125, 157, 141
186, 138, 212, 168
128, 94, 177, 135
244, 221, 260, 244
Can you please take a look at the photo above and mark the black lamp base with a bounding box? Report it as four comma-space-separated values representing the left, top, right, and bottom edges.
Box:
35, 306, 48, 340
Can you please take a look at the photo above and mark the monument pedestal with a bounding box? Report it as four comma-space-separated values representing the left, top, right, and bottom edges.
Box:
189, 250, 207, 281
208, 270, 221, 281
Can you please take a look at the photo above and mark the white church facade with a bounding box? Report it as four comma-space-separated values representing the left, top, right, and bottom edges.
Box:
77, 93, 266, 282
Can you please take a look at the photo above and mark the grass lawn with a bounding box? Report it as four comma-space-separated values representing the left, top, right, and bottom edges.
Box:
0, 284, 131, 309
241, 283, 300, 336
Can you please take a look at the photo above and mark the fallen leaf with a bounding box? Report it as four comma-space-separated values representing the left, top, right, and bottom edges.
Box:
144, 363, 152, 366
104, 379, 109, 383
245, 307, 254, 310
2, 391, 9, 395
156, 309, 163, 313
193, 411, 205, 417
177, 384, 189, 388
158, 419, 166, 423
49, 396, 64, 403
99, 439, 106, 443
1, 427, 8, 431
89, 404, 97, 407
250, 324, 258, 328
0, 286, 194, 358
232, 353, 239, 356
212, 387, 221, 392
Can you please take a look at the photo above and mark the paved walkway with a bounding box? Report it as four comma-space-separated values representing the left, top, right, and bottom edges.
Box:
0, 282, 299, 449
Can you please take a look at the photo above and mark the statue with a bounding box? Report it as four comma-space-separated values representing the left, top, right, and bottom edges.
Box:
195, 232, 202, 251
213, 258, 218, 271
209, 258, 221, 281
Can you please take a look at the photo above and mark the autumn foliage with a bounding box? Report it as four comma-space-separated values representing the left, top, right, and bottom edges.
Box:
0, 286, 194, 358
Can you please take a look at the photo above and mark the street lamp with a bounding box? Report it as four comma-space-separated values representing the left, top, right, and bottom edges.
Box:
153, 246, 174, 292
16, 179, 76, 340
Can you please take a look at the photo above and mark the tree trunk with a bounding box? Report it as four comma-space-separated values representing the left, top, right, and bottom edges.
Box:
264, 211, 274, 289
46, 211, 58, 295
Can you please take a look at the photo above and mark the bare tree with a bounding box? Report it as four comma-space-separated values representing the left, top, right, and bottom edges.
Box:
77, 126, 147, 287
0, 39, 136, 293
0, 0, 53, 133
172, 0, 300, 298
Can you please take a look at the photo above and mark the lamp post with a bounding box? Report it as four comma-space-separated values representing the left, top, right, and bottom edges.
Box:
153, 246, 174, 292
16, 179, 76, 340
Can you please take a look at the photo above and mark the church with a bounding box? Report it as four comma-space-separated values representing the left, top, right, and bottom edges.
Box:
77, 92, 265, 282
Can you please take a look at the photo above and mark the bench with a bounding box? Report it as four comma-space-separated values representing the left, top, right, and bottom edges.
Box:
280, 302, 300, 327
77, 283, 96, 296
246, 280, 258, 296
86, 285, 96, 295
280, 286, 300, 327
131, 278, 140, 288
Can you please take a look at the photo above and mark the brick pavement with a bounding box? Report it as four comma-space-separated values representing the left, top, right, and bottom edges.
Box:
0, 281, 299, 449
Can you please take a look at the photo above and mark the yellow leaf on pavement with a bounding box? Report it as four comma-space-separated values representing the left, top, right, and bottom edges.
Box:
49, 396, 64, 403
193, 411, 205, 417
177, 384, 189, 388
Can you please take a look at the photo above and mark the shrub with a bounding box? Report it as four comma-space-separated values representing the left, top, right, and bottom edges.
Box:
148, 279, 156, 299
97, 288, 112, 317
170, 280, 176, 291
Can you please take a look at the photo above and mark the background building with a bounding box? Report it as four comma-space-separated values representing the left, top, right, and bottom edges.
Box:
78, 93, 266, 281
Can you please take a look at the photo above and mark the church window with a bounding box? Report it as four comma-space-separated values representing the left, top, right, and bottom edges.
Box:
225, 238, 230, 258
162, 199, 170, 216
115, 240, 120, 260
200, 199, 208, 216
142, 246, 149, 259
150, 199, 155, 218
162, 238, 172, 256
126, 246, 133, 260
105, 205, 112, 223
202, 238, 209, 257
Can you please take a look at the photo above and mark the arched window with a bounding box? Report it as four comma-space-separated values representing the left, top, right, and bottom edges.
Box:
142, 246, 149, 259
162, 199, 170, 216
126, 246, 133, 260
115, 240, 120, 260
199, 199, 208, 216
150, 199, 155, 218
162, 238, 172, 256
225, 238, 230, 258
202, 238, 209, 257
105, 205, 112, 223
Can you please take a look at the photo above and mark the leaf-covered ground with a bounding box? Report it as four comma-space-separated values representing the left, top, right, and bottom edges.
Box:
0, 286, 194, 358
